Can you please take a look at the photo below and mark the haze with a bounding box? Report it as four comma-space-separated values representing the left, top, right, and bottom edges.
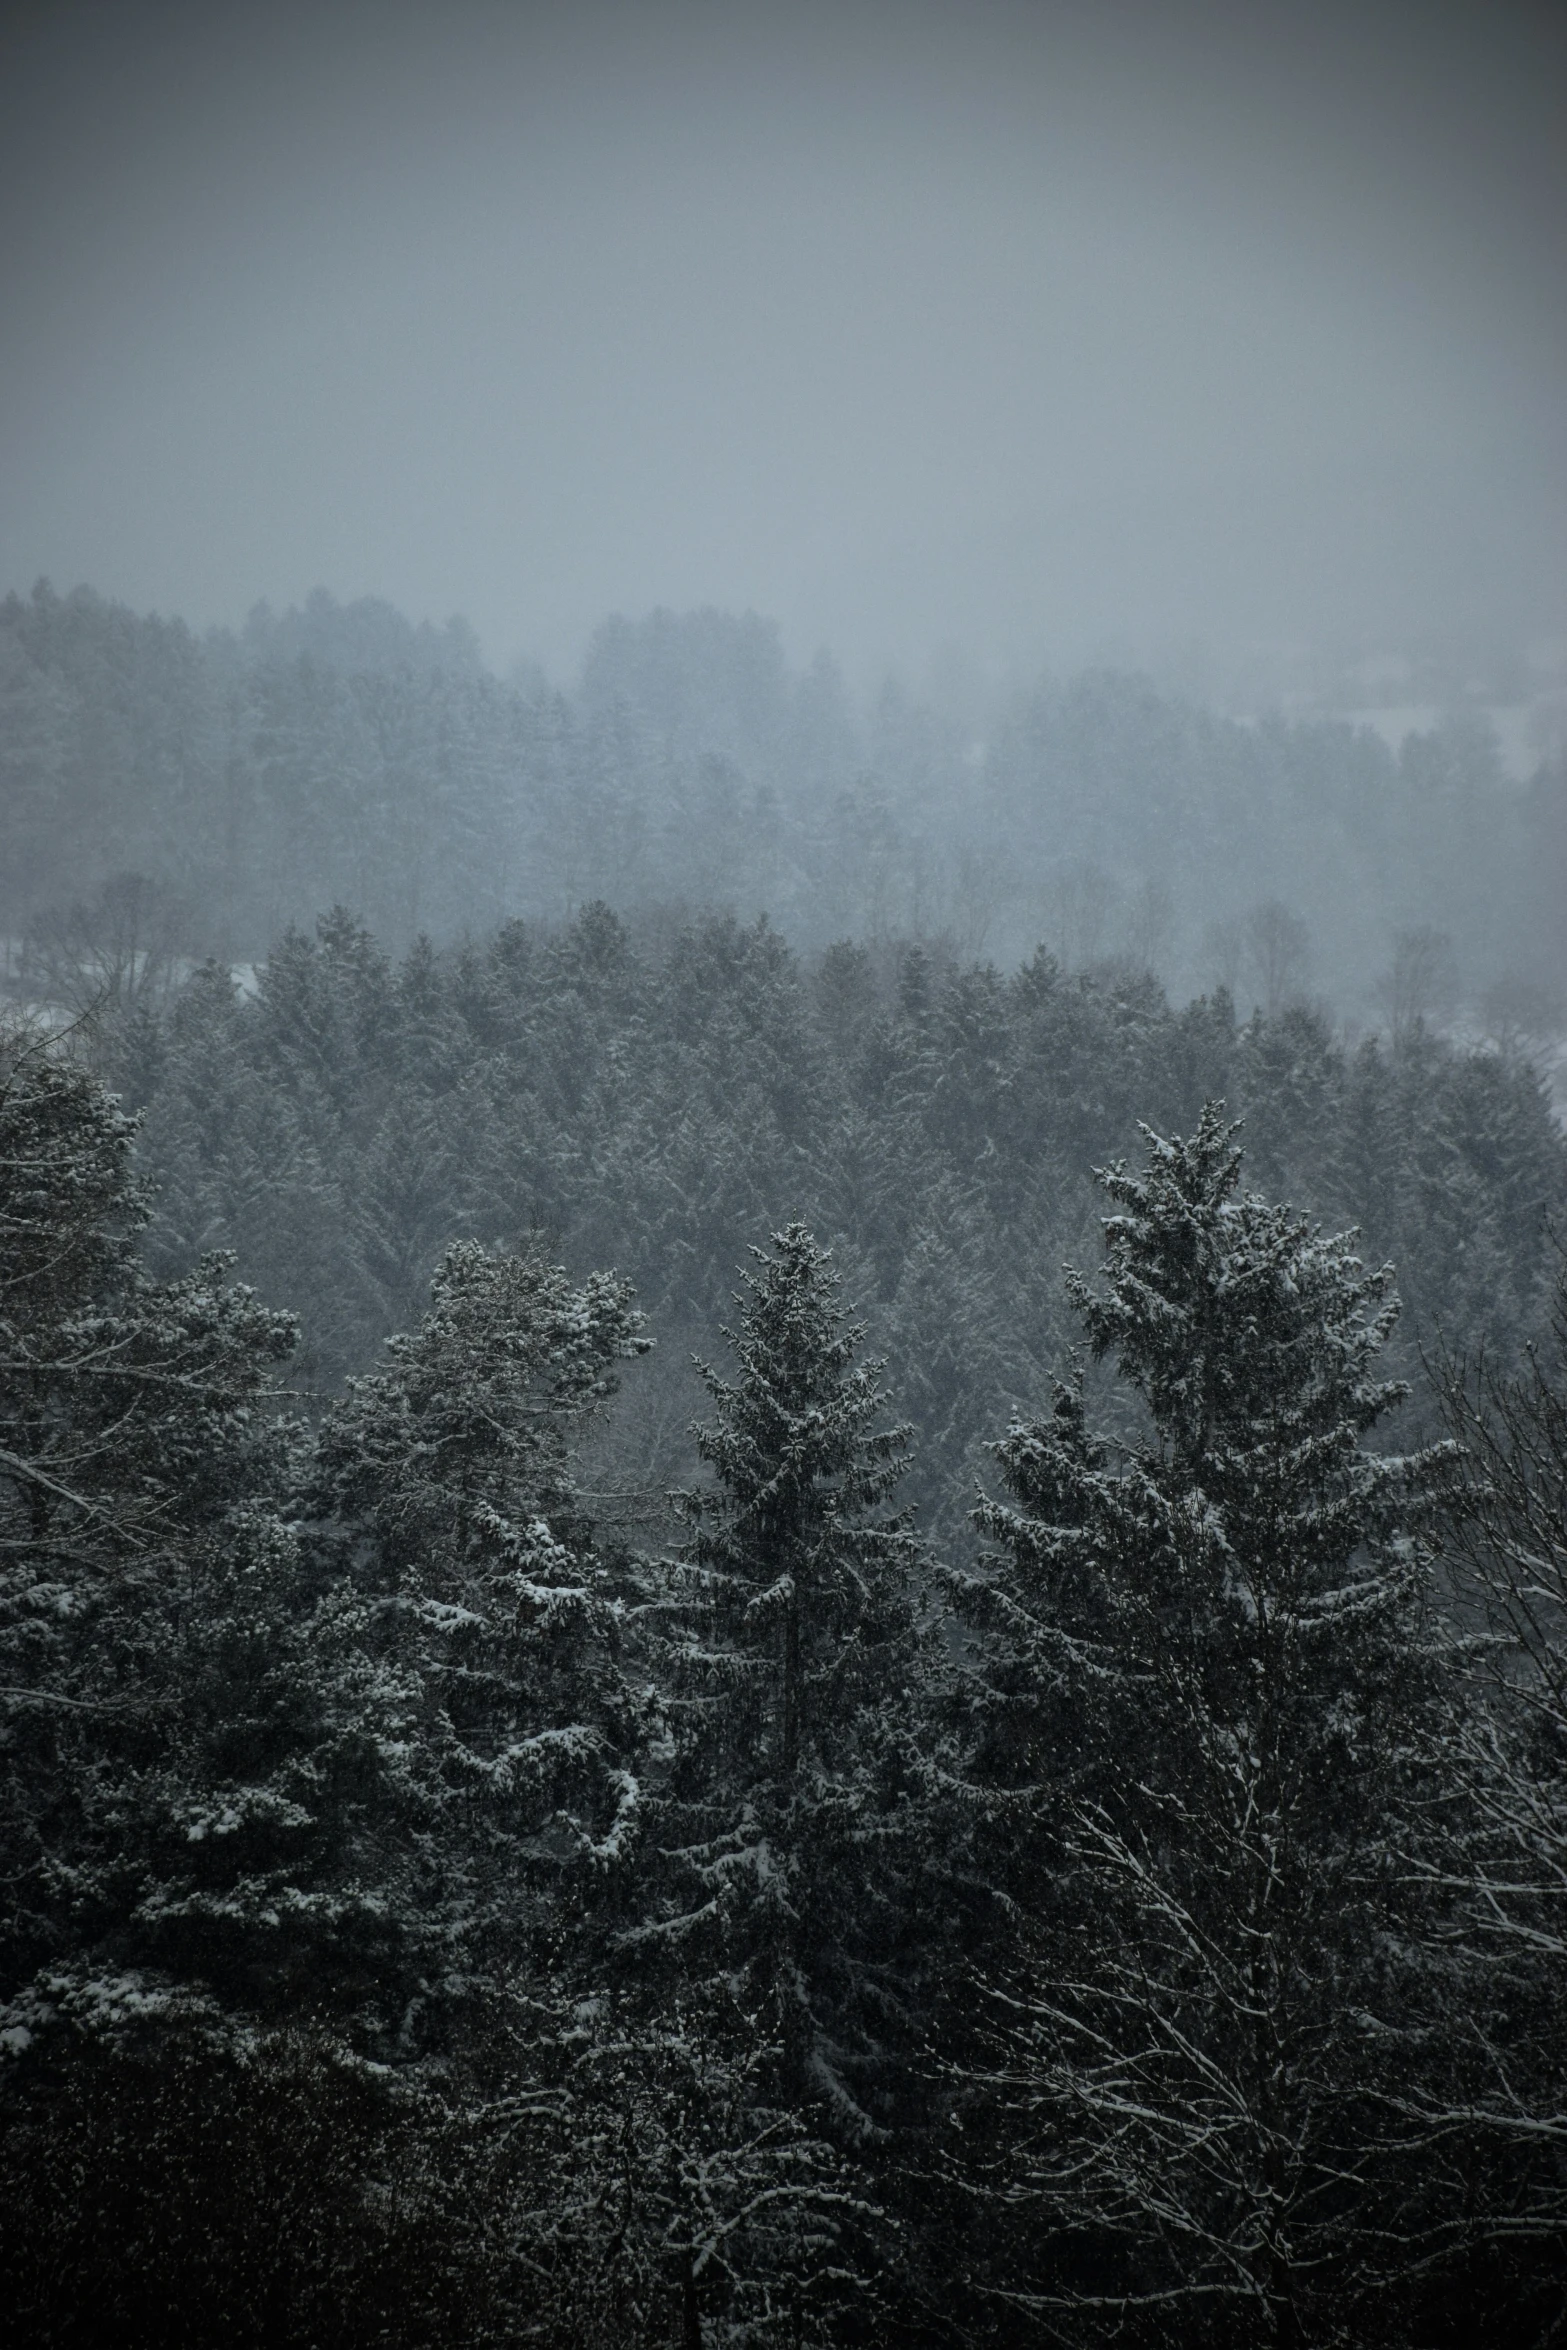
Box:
1, 0, 1562, 686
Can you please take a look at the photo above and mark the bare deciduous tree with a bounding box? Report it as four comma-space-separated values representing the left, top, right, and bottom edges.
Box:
1200, 914, 1245, 1000
1411, 1264, 1567, 2267
1043, 861, 1120, 971
1119, 876, 1176, 976
21, 872, 201, 1018
1374, 924, 1459, 1044
1242, 898, 1311, 1017
1479, 973, 1567, 1061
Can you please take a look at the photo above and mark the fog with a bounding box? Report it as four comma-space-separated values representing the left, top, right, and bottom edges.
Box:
1, 0, 1562, 688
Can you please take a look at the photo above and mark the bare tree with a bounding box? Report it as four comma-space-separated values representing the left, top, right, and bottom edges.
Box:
1119, 877, 1176, 977
1242, 899, 1311, 1017
1374, 925, 1459, 1045
1199, 914, 1245, 999
21, 873, 201, 1018
1043, 862, 1120, 971
1417, 1264, 1567, 2262
1479, 973, 1567, 1062
946, 841, 1011, 958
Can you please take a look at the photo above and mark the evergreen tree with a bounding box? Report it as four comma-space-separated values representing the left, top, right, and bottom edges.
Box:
0, 1031, 456, 2344
0, 1028, 305, 2026
301, 1239, 652, 2012
612, 1226, 932, 2342
647, 1223, 927, 2131
954, 1107, 1456, 2343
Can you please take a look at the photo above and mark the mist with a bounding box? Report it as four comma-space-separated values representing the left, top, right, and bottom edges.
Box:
1, 0, 1562, 686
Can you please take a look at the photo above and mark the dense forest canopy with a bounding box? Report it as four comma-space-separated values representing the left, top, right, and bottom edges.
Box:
3, 1020, 1565, 2345
4, 0, 1563, 2332
4, 582, 1564, 1032
97, 899, 1566, 1554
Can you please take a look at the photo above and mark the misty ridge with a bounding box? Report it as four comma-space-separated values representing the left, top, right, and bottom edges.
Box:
4, 578, 1565, 1058
9, 573, 1564, 1525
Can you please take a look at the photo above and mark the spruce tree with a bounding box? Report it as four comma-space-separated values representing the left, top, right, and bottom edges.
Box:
955, 1107, 1455, 2343
0, 1029, 307, 2029
616, 1224, 930, 2343
648, 1222, 926, 2128
301, 1238, 652, 2011
0, 1032, 454, 2344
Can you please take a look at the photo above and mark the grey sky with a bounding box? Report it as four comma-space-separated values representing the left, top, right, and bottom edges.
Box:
1, 0, 1562, 683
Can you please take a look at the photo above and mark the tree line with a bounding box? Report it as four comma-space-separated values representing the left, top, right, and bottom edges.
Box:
5, 581, 1563, 1020
3, 993, 1566, 2344
102, 903, 1567, 1557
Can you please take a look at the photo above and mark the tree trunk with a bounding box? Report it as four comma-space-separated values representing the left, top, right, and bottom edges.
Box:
1267, 2246, 1304, 2350
677, 2241, 703, 2350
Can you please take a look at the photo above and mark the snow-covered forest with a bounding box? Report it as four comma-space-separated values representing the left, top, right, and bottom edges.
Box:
4, 583, 1565, 1031
4, 580, 1567, 2341
5, 0, 1565, 2328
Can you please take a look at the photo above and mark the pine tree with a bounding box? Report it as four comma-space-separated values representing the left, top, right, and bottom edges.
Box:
301, 1238, 652, 2011
647, 1223, 927, 2131
606, 1225, 933, 2344
0, 1029, 306, 2026
954, 1107, 1455, 2343
0, 1031, 454, 2343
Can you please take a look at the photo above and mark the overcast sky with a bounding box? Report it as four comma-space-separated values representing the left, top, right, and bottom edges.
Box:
0, 0, 1562, 684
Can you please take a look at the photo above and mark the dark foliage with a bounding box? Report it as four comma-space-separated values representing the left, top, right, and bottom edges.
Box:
103, 905, 1567, 1555
2, 898, 1565, 2342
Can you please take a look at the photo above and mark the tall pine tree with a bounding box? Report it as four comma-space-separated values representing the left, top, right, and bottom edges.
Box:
300, 1238, 652, 2018
618, 1225, 931, 2344
953, 1108, 1455, 2344
0, 1031, 456, 2346
647, 1223, 926, 2128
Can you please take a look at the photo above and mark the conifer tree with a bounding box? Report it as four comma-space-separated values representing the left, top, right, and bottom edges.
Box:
648, 1223, 927, 2131
605, 1225, 932, 2344
0, 1029, 307, 2030
956, 1107, 1455, 2343
301, 1238, 651, 2007
0, 1032, 453, 2344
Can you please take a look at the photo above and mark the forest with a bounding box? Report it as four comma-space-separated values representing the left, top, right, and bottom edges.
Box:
3, 584, 1567, 2347
4, 581, 1565, 1025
